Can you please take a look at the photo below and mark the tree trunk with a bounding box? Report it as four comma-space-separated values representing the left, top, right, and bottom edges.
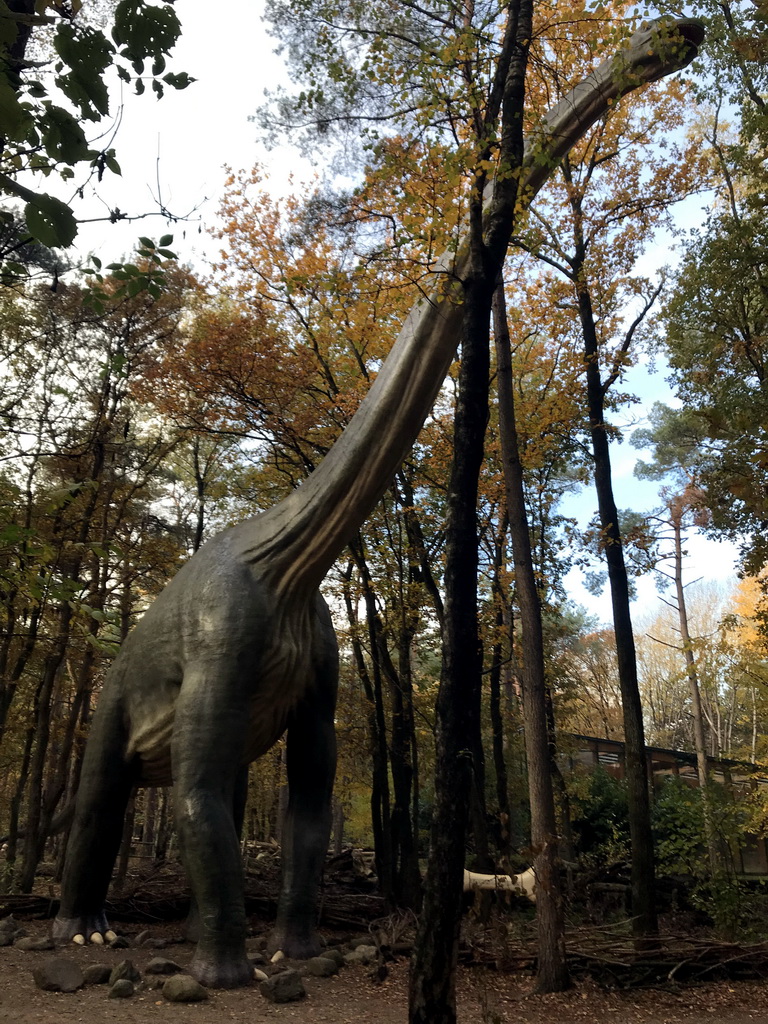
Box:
408, 268, 493, 1024
409, 5, 532, 1015
670, 499, 719, 876
576, 275, 658, 942
493, 279, 568, 991
114, 794, 136, 893
342, 555, 394, 904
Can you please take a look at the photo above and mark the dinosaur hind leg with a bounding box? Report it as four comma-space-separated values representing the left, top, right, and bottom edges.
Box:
54, 691, 135, 945
172, 661, 253, 988
182, 765, 249, 945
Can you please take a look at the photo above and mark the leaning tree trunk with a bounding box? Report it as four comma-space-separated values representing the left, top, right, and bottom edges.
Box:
493, 279, 568, 991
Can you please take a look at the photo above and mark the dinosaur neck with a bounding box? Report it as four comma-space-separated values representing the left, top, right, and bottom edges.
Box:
231, 18, 702, 599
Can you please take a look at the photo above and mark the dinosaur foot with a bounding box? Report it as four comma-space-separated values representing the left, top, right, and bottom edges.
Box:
267, 928, 322, 960
188, 952, 253, 989
53, 913, 117, 947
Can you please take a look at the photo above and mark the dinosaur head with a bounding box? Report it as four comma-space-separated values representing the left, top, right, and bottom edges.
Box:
622, 16, 706, 84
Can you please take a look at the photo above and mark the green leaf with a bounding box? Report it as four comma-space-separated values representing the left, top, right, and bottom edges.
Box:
24, 194, 77, 247
162, 71, 195, 90
138, 236, 155, 249
159, 233, 173, 246
41, 104, 93, 163
0, 80, 33, 142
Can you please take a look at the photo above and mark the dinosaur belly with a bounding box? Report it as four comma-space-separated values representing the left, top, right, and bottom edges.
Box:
129, 626, 312, 785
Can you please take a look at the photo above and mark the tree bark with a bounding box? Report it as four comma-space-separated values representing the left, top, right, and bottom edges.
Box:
576, 274, 658, 942
409, 4, 532, 1017
493, 279, 568, 991
669, 498, 719, 877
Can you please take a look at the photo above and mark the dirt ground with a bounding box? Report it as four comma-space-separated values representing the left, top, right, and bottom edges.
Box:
2, 917, 768, 1024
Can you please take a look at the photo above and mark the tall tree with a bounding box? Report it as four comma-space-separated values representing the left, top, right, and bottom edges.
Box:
508, 4, 704, 938
493, 279, 568, 990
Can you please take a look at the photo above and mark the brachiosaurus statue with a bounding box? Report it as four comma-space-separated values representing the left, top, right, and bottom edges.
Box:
53, 17, 704, 987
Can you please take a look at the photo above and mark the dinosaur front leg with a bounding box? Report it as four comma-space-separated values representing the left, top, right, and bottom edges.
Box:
270, 670, 337, 958
172, 665, 252, 989
54, 693, 134, 946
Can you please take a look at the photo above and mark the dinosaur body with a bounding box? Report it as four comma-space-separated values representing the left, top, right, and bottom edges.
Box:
54, 17, 704, 989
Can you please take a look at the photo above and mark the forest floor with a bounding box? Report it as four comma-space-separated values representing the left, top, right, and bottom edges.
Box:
2, 858, 768, 1023
3, 925, 768, 1024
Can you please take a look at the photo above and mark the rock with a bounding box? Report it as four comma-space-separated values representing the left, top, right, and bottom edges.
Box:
83, 964, 112, 985
321, 947, 346, 967
15, 935, 54, 951
348, 934, 374, 949
144, 937, 167, 949
248, 950, 266, 965
145, 957, 182, 975
344, 945, 377, 966
246, 935, 268, 952
263, 960, 295, 976
304, 956, 339, 977
109, 978, 135, 998
0, 917, 24, 945
134, 929, 152, 946
109, 935, 131, 949
259, 968, 306, 1003
32, 958, 84, 992
109, 959, 141, 986
162, 974, 209, 1002
346, 946, 378, 962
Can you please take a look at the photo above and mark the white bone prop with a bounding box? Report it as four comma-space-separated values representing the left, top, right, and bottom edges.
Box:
462, 866, 536, 901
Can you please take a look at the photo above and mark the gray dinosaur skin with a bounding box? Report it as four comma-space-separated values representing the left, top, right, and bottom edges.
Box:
54, 533, 338, 988
53, 16, 703, 990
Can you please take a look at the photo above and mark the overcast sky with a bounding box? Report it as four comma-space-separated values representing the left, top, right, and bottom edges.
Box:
68, 0, 739, 625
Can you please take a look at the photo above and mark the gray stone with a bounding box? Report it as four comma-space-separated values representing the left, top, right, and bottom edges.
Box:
321, 947, 346, 967
134, 929, 152, 946
109, 958, 141, 986
145, 957, 182, 975
15, 935, 54, 951
0, 917, 24, 944
259, 968, 306, 1003
344, 945, 377, 966
162, 974, 209, 1003
109, 935, 131, 949
32, 958, 84, 992
304, 956, 339, 977
83, 964, 112, 985
109, 978, 135, 998
246, 935, 268, 952
144, 937, 168, 949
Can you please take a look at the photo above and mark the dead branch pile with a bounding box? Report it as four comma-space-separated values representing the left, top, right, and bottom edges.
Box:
489, 923, 768, 988
0, 860, 386, 932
